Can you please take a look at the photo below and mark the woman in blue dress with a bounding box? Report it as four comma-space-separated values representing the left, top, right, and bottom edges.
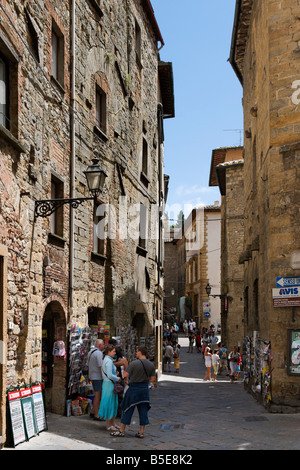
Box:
98, 344, 120, 431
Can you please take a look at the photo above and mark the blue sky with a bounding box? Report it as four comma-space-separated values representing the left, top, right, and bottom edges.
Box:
150, 0, 243, 222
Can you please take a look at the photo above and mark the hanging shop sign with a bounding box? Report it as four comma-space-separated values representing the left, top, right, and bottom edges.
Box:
7, 390, 26, 447
20, 387, 37, 440
288, 330, 300, 376
31, 384, 47, 433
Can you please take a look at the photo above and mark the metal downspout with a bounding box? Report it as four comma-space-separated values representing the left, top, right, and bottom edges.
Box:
69, 0, 75, 312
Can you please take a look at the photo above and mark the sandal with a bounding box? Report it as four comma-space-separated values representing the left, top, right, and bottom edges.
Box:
111, 430, 125, 437
106, 426, 119, 431
135, 432, 144, 439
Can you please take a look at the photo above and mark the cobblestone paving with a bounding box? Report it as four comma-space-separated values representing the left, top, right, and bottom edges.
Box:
5, 336, 300, 451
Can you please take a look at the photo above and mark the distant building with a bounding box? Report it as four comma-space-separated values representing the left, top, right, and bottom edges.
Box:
209, 146, 244, 349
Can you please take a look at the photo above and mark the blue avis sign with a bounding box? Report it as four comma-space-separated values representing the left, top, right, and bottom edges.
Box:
276, 277, 300, 288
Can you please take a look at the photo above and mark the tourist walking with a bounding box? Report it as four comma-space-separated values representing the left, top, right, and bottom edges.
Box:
111, 345, 156, 439
164, 341, 174, 372
173, 344, 181, 373
228, 346, 240, 382
98, 344, 121, 431
218, 343, 229, 376
87, 339, 105, 420
212, 350, 220, 381
183, 320, 188, 337
203, 347, 212, 381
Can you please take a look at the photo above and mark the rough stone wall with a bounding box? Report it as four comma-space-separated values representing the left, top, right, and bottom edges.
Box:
221, 164, 244, 350
241, 0, 300, 407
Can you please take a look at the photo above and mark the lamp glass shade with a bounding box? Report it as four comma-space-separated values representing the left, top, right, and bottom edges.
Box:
84, 158, 107, 197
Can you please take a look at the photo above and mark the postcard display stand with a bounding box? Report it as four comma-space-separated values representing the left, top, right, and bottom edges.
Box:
6, 383, 47, 448
119, 326, 155, 362
68, 323, 98, 396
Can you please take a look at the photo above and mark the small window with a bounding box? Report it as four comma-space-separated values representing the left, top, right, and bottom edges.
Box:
50, 175, 64, 238
135, 20, 141, 64
93, 204, 105, 255
0, 54, 9, 129
51, 21, 64, 87
140, 137, 150, 187
138, 203, 147, 250
96, 86, 107, 134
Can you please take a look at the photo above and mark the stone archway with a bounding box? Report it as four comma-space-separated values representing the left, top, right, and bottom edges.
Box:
42, 297, 67, 415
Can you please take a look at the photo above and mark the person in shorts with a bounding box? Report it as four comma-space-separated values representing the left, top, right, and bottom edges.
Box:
87, 339, 104, 420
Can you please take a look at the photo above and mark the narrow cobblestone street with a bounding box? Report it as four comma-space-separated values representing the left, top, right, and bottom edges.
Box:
5, 336, 300, 452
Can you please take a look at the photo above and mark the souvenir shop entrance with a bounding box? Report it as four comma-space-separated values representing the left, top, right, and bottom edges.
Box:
42, 301, 67, 415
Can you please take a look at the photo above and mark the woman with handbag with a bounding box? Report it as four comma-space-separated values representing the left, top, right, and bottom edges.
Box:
98, 344, 121, 431
110, 345, 156, 439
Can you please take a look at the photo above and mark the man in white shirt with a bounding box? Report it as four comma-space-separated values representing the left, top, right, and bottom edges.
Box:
87, 339, 104, 420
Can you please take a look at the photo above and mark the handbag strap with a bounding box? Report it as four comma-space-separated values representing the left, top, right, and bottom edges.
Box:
103, 370, 114, 383
139, 359, 149, 380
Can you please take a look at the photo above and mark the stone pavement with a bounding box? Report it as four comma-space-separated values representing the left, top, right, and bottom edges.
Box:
3, 336, 300, 451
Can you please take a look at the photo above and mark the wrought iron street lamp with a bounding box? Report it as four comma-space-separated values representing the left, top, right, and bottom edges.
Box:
34, 158, 107, 218
205, 283, 226, 299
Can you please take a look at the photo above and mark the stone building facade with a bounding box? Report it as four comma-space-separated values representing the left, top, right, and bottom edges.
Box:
230, 0, 300, 410
209, 147, 244, 350
0, 0, 174, 446
185, 204, 221, 330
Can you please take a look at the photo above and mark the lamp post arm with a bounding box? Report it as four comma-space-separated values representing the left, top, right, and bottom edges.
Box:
34, 196, 95, 218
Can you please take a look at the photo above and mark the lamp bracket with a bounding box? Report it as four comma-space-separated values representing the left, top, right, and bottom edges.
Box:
35, 196, 95, 218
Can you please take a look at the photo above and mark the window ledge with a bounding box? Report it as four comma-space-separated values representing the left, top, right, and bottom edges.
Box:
136, 245, 147, 257
51, 75, 65, 95
94, 125, 108, 142
0, 125, 26, 153
140, 171, 150, 187
47, 232, 66, 248
91, 251, 106, 265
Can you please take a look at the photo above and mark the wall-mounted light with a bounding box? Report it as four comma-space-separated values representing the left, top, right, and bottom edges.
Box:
35, 158, 107, 218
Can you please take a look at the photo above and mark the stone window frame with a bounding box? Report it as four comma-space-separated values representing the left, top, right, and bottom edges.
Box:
0, 31, 20, 141
47, 171, 66, 247
92, 201, 106, 262
51, 19, 65, 93
93, 73, 110, 142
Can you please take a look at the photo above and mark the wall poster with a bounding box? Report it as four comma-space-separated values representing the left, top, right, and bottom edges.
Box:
288, 330, 300, 375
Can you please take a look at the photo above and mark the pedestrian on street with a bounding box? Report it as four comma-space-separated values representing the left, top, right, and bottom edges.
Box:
173, 344, 181, 373
98, 344, 121, 431
87, 339, 105, 420
183, 320, 188, 337
164, 341, 174, 372
195, 331, 202, 353
228, 346, 240, 382
212, 350, 220, 381
201, 333, 210, 357
111, 345, 156, 439
218, 343, 229, 376
188, 330, 195, 353
210, 332, 219, 352
203, 346, 212, 381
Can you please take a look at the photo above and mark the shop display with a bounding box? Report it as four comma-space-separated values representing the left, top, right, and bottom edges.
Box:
6, 382, 47, 448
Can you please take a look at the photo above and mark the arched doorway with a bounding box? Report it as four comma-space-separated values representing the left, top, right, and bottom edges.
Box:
42, 300, 67, 414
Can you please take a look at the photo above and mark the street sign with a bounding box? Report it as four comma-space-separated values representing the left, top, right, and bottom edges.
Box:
272, 287, 300, 307
204, 312, 210, 318
272, 287, 300, 298
276, 277, 300, 288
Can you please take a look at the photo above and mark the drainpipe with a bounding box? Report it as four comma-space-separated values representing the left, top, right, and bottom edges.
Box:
157, 103, 163, 287
69, 0, 76, 313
